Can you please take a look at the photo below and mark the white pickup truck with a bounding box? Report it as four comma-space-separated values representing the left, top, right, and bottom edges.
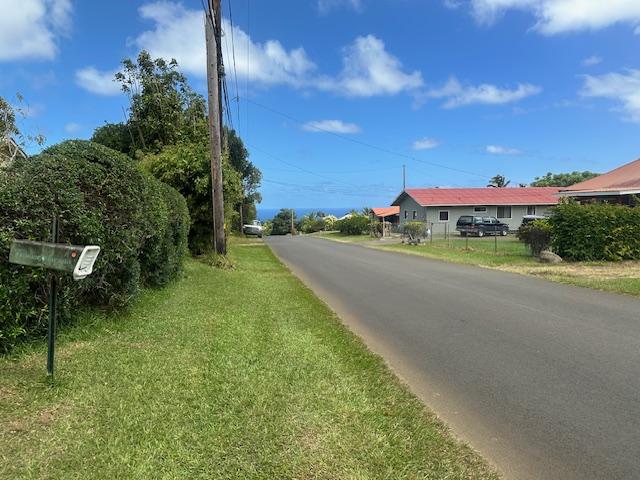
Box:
242, 220, 264, 238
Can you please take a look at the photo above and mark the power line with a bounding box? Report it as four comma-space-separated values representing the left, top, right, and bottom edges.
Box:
243, 98, 491, 181
226, 0, 241, 134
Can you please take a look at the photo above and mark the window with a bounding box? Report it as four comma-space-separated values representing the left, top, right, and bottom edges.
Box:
482, 217, 492, 223
412, 210, 417, 219
474, 206, 487, 213
404, 210, 408, 219
439, 211, 449, 222
527, 206, 536, 215
497, 206, 512, 219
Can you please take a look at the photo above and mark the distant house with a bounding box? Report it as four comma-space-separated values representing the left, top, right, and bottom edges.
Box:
559, 158, 640, 205
372, 206, 400, 225
391, 187, 560, 232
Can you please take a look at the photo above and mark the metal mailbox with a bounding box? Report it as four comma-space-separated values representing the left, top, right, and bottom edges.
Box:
9, 240, 100, 280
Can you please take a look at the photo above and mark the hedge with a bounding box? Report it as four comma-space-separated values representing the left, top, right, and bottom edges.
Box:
0, 140, 189, 353
550, 202, 640, 261
334, 215, 370, 235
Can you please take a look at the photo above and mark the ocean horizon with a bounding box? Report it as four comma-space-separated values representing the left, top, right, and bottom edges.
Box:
257, 207, 362, 222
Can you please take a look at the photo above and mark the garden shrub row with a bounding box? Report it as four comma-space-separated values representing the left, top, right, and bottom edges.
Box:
550, 202, 640, 261
0, 141, 189, 352
333, 215, 370, 235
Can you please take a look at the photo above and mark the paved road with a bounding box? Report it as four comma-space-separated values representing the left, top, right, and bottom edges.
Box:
267, 236, 640, 480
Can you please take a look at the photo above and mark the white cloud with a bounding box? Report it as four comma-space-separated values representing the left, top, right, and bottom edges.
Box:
302, 120, 361, 134
582, 55, 602, 67
133, 3, 421, 98
75, 67, 121, 96
486, 144, 522, 155
467, 0, 640, 35
318, 35, 423, 97
64, 122, 82, 134
0, 0, 71, 61
581, 69, 640, 122
134, 1, 317, 86
423, 77, 541, 108
413, 138, 440, 150
317, 0, 362, 14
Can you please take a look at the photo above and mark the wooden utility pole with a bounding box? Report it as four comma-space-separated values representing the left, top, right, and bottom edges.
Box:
205, 0, 226, 255
403, 164, 406, 191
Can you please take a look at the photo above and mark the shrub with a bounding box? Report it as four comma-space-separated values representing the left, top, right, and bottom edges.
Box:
550, 202, 640, 261
0, 140, 189, 352
334, 215, 370, 235
403, 222, 426, 238
517, 220, 552, 256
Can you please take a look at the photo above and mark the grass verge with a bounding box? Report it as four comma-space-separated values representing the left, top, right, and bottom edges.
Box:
0, 239, 497, 479
318, 233, 640, 298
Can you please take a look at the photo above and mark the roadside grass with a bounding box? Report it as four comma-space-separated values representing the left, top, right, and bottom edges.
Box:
319, 233, 640, 298
0, 241, 498, 479
378, 236, 535, 268
311, 231, 373, 243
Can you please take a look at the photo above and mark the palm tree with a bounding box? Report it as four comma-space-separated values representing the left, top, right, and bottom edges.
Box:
488, 174, 511, 188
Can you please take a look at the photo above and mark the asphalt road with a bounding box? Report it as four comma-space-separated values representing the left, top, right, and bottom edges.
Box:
267, 236, 640, 480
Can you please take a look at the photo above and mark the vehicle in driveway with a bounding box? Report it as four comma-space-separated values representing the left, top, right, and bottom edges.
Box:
520, 214, 548, 227
243, 220, 264, 238
456, 215, 509, 237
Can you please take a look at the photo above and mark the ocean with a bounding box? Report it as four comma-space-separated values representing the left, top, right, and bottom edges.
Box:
257, 207, 361, 222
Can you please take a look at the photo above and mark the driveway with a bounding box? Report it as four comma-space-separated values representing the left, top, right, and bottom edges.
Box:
267, 235, 640, 480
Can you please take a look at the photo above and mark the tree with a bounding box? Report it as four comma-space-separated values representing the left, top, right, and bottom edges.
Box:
271, 209, 296, 235
531, 171, 600, 187
299, 211, 326, 233
488, 174, 510, 188
113, 50, 208, 155
141, 141, 243, 254
91, 122, 135, 156
225, 128, 262, 229
1, 94, 45, 162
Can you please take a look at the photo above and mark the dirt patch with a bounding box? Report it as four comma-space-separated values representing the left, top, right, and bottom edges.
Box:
2, 404, 72, 435
0, 386, 18, 402
499, 261, 640, 280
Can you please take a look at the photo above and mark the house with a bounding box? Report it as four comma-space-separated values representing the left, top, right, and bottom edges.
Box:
372, 206, 400, 225
391, 187, 561, 232
559, 158, 640, 205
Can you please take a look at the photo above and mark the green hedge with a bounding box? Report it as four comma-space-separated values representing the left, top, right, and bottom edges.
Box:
334, 215, 370, 235
0, 141, 189, 353
550, 202, 640, 261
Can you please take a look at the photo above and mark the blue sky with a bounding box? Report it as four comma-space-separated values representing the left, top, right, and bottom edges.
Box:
2, 0, 640, 209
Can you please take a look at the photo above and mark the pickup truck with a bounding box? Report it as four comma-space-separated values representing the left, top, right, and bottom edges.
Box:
242, 220, 264, 238
456, 215, 509, 237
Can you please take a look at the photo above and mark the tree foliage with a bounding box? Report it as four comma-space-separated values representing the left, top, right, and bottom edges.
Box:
270, 209, 295, 235
517, 220, 552, 256
90, 52, 261, 247
530, 171, 600, 187
488, 174, 510, 188
299, 211, 327, 233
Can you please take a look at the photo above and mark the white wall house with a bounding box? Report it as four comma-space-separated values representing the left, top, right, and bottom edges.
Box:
391, 187, 561, 234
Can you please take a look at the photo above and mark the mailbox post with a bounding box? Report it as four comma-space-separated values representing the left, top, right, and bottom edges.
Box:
8, 217, 100, 377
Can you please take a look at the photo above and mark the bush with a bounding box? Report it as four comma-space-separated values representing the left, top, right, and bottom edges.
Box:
517, 220, 552, 256
334, 215, 370, 235
0, 140, 189, 352
550, 202, 640, 261
403, 222, 426, 238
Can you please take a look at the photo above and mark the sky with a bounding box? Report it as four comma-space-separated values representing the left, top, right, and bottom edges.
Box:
1, 0, 640, 209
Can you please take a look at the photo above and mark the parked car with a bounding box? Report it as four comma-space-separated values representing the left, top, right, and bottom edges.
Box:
243, 220, 264, 238
520, 214, 547, 227
456, 215, 509, 237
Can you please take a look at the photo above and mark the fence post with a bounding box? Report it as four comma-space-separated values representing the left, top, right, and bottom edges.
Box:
494, 233, 498, 254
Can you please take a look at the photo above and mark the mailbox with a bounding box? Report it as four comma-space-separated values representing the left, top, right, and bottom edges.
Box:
9, 240, 100, 281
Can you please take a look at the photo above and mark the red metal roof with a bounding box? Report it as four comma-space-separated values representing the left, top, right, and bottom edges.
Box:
394, 187, 561, 207
561, 158, 640, 193
372, 206, 400, 218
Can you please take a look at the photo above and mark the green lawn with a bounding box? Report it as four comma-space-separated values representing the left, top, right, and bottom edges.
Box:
378, 236, 535, 268
0, 240, 497, 479
319, 233, 640, 298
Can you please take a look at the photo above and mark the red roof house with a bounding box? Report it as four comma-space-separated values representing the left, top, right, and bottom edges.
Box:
559, 158, 640, 204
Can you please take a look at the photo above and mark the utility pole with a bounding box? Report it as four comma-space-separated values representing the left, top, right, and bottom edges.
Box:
205, 0, 226, 255
403, 164, 406, 191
